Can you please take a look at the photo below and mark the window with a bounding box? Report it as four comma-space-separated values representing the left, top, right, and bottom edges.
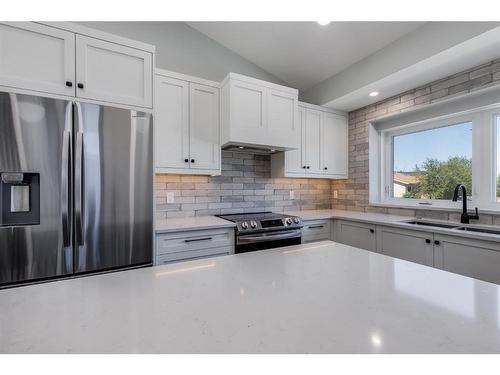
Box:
372, 104, 500, 210
391, 121, 472, 200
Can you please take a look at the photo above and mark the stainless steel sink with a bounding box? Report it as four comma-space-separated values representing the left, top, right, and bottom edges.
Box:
402, 219, 500, 236
402, 220, 462, 229
454, 227, 500, 235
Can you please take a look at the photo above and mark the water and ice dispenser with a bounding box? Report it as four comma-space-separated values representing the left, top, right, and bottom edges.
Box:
0, 172, 40, 226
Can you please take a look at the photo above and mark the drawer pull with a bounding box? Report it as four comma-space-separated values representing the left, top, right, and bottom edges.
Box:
308, 225, 324, 229
425, 239, 431, 244
370, 229, 375, 233
184, 237, 213, 243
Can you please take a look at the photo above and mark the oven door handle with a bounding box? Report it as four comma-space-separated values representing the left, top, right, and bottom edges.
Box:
237, 229, 302, 244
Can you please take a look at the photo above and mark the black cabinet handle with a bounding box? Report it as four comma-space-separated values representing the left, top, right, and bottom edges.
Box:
191, 159, 195, 163
77, 83, 84, 89
425, 239, 431, 244
65, 81, 73, 87
308, 225, 324, 229
324, 167, 328, 170
370, 229, 375, 233
434, 240, 440, 246
184, 237, 212, 243
302, 166, 306, 169
184, 158, 189, 163
306, 166, 310, 169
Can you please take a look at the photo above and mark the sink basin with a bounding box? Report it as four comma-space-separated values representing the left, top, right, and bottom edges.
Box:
402, 220, 462, 229
454, 227, 500, 235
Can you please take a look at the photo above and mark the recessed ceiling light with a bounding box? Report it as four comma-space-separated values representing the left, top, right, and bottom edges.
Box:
317, 21, 331, 26
270, 149, 276, 152
238, 146, 244, 149
369, 91, 379, 97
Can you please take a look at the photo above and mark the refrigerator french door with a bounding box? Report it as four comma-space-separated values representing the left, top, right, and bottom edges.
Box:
0, 92, 153, 287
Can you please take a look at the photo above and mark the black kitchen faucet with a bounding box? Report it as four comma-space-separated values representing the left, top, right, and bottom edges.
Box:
452, 184, 479, 224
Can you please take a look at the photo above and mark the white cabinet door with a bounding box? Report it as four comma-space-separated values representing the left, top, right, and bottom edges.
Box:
189, 83, 220, 171
322, 112, 348, 178
229, 79, 267, 144
0, 22, 75, 96
76, 35, 153, 108
268, 89, 299, 149
434, 234, 500, 285
304, 109, 323, 175
285, 106, 305, 174
334, 220, 377, 252
154, 75, 190, 170
377, 226, 434, 266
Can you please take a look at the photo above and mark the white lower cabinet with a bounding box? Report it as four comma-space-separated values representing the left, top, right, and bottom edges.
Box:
154, 69, 220, 175
334, 218, 500, 285
155, 227, 234, 265
434, 234, 500, 285
377, 226, 434, 267
301, 220, 331, 243
334, 220, 377, 252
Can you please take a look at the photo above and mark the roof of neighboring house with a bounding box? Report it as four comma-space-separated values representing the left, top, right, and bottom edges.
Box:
393, 172, 419, 185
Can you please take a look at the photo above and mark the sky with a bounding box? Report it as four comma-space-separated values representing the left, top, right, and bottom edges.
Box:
393, 121, 473, 172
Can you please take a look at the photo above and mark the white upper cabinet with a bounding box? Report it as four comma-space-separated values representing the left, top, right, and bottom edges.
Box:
76, 35, 153, 108
322, 111, 348, 178
271, 102, 348, 179
0, 22, 75, 96
304, 108, 323, 175
284, 106, 305, 175
154, 69, 220, 175
189, 83, 220, 171
221, 73, 299, 151
155, 75, 190, 170
0, 22, 154, 109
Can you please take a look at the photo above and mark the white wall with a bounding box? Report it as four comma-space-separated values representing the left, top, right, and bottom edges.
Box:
77, 21, 286, 85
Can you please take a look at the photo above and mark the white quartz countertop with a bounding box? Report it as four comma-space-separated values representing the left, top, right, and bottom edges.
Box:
155, 215, 235, 233
2, 241, 500, 353
287, 209, 500, 243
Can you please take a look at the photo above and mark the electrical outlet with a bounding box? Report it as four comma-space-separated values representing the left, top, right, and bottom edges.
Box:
289, 190, 295, 200
333, 190, 338, 199
166, 191, 175, 204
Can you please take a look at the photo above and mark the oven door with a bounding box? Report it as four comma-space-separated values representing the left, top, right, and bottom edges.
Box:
236, 229, 302, 254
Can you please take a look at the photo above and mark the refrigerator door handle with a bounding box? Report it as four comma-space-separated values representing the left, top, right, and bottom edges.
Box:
61, 129, 71, 247
61, 102, 73, 247
75, 103, 84, 246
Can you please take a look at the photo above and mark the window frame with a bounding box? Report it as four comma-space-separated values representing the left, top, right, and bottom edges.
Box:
376, 107, 500, 211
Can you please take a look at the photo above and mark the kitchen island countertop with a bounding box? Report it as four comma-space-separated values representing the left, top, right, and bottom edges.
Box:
1, 240, 500, 353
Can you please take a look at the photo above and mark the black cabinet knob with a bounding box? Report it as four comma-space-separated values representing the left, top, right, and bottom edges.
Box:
370, 229, 375, 233
434, 240, 441, 246
306, 166, 310, 169
65, 81, 73, 87
324, 167, 328, 170
184, 158, 189, 163
77, 83, 84, 89
425, 239, 431, 244
191, 159, 195, 163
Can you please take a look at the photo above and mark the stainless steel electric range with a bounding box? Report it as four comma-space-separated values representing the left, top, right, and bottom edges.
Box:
216, 212, 303, 254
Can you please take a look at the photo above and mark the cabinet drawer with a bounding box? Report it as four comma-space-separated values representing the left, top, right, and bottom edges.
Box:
156, 246, 232, 264
156, 228, 233, 255
302, 220, 331, 242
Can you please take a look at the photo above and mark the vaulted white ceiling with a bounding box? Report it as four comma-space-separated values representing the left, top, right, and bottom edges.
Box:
187, 21, 425, 91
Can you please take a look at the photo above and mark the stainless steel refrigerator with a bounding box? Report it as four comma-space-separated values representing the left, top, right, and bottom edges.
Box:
0, 91, 153, 287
